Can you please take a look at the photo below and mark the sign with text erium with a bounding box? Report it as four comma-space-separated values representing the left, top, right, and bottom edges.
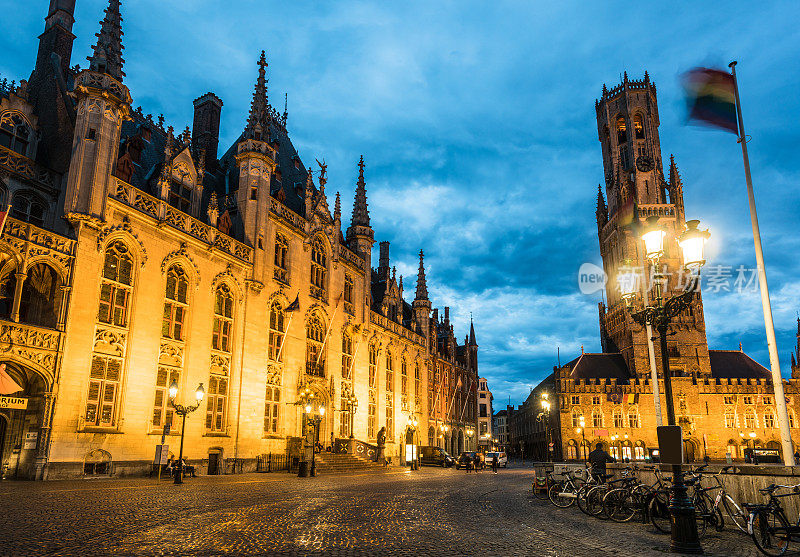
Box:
0, 396, 28, 410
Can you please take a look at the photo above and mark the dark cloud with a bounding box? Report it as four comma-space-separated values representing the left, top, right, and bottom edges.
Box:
2, 0, 797, 408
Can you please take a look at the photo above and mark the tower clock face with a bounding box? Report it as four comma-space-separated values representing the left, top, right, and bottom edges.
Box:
636, 155, 654, 172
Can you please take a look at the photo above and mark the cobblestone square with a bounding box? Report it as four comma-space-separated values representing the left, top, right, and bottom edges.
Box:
0, 465, 766, 556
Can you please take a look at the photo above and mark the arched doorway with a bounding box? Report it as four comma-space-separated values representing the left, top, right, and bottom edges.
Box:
683, 439, 697, 463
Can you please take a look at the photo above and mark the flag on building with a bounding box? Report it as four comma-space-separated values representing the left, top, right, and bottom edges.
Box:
285, 295, 300, 312
682, 67, 738, 134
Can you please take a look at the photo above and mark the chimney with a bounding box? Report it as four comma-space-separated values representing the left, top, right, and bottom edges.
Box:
378, 241, 390, 279
192, 92, 223, 167
444, 306, 450, 326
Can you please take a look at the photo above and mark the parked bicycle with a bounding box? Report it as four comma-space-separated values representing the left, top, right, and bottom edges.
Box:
548, 468, 587, 508
744, 483, 800, 556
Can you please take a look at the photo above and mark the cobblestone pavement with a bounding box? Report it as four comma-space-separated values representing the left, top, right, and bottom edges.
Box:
0, 464, 773, 556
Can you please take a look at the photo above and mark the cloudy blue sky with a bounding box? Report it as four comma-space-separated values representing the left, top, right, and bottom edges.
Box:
2, 0, 799, 408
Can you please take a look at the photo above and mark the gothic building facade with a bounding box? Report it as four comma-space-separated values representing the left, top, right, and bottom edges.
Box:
0, 0, 478, 479
530, 73, 800, 463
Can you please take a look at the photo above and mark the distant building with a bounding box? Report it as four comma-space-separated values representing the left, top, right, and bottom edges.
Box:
477, 377, 493, 449
492, 408, 510, 452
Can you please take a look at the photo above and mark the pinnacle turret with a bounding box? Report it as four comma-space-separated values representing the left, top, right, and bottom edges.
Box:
244, 51, 269, 140
415, 250, 428, 301
87, 0, 125, 82
351, 155, 370, 228
334, 191, 341, 221
469, 317, 477, 346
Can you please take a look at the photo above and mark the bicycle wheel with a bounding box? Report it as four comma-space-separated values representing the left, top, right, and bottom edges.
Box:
751, 510, 790, 556
722, 494, 749, 534
587, 486, 608, 518
649, 490, 671, 534
693, 494, 709, 538
576, 485, 595, 516
604, 488, 637, 523
548, 482, 575, 508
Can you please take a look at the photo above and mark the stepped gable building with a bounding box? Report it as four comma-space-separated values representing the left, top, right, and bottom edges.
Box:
529, 72, 800, 463
0, 0, 478, 480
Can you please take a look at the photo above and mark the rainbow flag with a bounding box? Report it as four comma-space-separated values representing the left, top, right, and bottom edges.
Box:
682, 67, 738, 134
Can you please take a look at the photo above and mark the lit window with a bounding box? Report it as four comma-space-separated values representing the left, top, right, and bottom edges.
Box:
341, 332, 353, 379
724, 411, 735, 428
268, 302, 285, 362
368, 391, 376, 439
368, 345, 377, 388
161, 265, 188, 340
613, 408, 624, 428
627, 407, 639, 428
744, 409, 757, 429
212, 285, 234, 352
616, 116, 627, 144
98, 242, 133, 326
310, 238, 327, 299
264, 386, 280, 434
592, 409, 603, 428
205, 375, 228, 432
723, 395, 734, 405
305, 316, 325, 377
85, 355, 122, 427
385, 352, 394, 393
764, 412, 775, 429
634, 114, 644, 140
386, 393, 394, 439
273, 233, 289, 283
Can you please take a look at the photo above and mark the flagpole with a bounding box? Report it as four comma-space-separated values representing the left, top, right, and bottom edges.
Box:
729, 61, 793, 465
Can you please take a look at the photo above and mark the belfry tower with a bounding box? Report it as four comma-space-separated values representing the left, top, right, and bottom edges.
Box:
595, 72, 711, 380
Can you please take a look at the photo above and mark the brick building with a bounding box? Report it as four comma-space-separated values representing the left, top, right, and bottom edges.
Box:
0, 0, 478, 479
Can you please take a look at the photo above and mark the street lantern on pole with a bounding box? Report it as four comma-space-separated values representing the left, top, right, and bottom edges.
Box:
304, 402, 325, 477
167, 381, 205, 485
466, 427, 474, 451
407, 413, 419, 470
345, 392, 358, 439
618, 216, 710, 554
537, 393, 551, 462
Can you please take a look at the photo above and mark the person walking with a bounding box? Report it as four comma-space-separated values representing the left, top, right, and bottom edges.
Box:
492, 454, 498, 474
587, 443, 615, 481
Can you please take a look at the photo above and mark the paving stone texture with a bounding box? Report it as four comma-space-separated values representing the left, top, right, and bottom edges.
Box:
0, 464, 772, 556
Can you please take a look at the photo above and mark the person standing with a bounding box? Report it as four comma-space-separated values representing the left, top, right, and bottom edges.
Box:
587, 443, 615, 481
492, 454, 498, 474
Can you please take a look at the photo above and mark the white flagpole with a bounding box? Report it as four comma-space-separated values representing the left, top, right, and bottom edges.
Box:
315, 297, 341, 367
459, 378, 474, 422
275, 294, 299, 363
729, 60, 793, 465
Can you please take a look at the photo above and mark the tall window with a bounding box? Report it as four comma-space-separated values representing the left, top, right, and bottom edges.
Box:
306, 316, 325, 377
634, 114, 645, 140
386, 393, 394, 440
310, 238, 327, 299
401, 359, 408, 408
11, 192, 46, 227
385, 352, 394, 392
592, 409, 603, 428
152, 365, 179, 429
344, 274, 354, 314
627, 407, 639, 428
0, 112, 31, 156
790, 411, 797, 429
724, 411, 735, 428
206, 373, 227, 432
162, 265, 188, 340
268, 302, 285, 362
339, 390, 351, 437
414, 364, 420, 405
273, 233, 288, 283
744, 408, 757, 429
341, 332, 353, 379
571, 408, 582, 428
86, 355, 122, 427
368, 345, 377, 388
212, 285, 233, 352
616, 116, 627, 144
764, 411, 775, 429
613, 408, 624, 428
169, 180, 192, 212
264, 386, 280, 434
368, 391, 376, 439
98, 242, 133, 327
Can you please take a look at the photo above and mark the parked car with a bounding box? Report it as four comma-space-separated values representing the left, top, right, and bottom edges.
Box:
420, 446, 455, 467
456, 451, 485, 470
484, 451, 508, 468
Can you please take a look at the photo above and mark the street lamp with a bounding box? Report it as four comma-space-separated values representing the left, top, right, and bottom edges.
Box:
407, 413, 419, 470
304, 403, 325, 477
537, 393, 552, 462
345, 393, 358, 439
167, 381, 205, 485
466, 428, 474, 451
618, 216, 710, 554
578, 416, 587, 463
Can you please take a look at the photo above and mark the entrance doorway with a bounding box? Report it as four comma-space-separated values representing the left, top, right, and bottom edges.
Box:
208, 448, 222, 475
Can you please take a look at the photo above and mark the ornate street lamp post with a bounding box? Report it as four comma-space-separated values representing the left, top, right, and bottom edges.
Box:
407, 413, 419, 470
346, 393, 358, 439
618, 216, 710, 554
537, 393, 551, 462
304, 401, 325, 477
167, 381, 205, 485
466, 428, 474, 451
577, 415, 587, 464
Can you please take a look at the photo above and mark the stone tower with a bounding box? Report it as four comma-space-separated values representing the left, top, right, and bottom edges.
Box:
234, 51, 277, 279
595, 72, 711, 380
346, 155, 375, 306
413, 250, 432, 350
63, 0, 131, 224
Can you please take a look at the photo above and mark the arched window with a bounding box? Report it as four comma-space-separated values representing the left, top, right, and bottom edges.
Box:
212, 284, 234, 352
613, 407, 624, 428
169, 164, 193, 212
11, 191, 46, 227
634, 445, 645, 460
264, 385, 280, 434
764, 411, 776, 429
273, 233, 288, 283
385, 351, 394, 393
401, 359, 408, 401
627, 406, 639, 428
161, 265, 188, 340
20, 263, 60, 328
571, 408, 582, 428
744, 408, 757, 429
634, 114, 645, 140
206, 373, 228, 433
368, 345, 377, 388
268, 302, 285, 362
339, 389, 351, 437
414, 364, 421, 405
616, 116, 627, 144
592, 408, 603, 428
428, 426, 435, 447
310, 238, 327, 299
343, 274, 354, 314
305, 316, 325, 377
0, 112, 32, 156
724, 410, 736, 428
341, 332, 353, 379
98, 241, 133, 327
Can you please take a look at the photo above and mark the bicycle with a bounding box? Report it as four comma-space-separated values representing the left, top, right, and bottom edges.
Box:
744, 483, 800, 556
548, 468, 587, 508
647, 465, 710, 537
700, 466, 748, 533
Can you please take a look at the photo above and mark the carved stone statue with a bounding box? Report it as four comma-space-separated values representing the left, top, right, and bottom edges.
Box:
375, 426, 387, 465
376, 426, 386, 448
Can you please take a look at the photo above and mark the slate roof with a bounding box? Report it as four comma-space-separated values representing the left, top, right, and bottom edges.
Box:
709, 350, 771, 380
564, 353, 631, 383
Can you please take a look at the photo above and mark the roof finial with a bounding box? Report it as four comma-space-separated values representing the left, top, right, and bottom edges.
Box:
283, 92, 288, 125
350, 155, 370, 227
244, 50, 269, 139
469, 314, 477, 346
334, 191, 341, 220
88, 0, 125, 81
415, 249, 428, 301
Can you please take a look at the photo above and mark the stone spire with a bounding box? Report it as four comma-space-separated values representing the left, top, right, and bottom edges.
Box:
334, 191, 341, 221
415, 249, 428, 301
596, 183, 607, 227
469, 316, 477, 346
351, 155, 370, 227
244, 51, 269, 140
87, 0, 125, 82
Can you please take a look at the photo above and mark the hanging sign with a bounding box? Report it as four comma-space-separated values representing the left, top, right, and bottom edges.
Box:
0, 396, 28, 410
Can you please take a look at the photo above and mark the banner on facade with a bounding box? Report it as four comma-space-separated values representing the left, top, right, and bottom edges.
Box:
0, 396, 28, 410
